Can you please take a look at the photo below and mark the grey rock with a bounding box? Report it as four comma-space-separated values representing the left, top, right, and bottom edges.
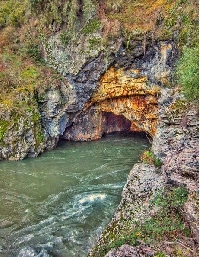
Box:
89, 88, 198, 257
105, 244, 140, 257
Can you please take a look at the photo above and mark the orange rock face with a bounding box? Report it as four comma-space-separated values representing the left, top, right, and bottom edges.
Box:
64, 67, 160, 140
89, 67, 159, 136
86, 67, 160, 105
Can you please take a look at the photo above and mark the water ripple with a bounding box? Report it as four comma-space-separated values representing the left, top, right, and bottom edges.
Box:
0, 134, 149, 257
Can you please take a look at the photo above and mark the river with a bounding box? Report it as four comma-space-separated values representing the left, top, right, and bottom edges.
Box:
0, 133, 149, 257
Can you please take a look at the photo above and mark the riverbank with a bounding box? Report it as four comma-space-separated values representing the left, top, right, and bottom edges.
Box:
89, 88, 199, 257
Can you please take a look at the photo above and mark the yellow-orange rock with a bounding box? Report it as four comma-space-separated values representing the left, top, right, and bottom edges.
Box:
64, 67, 160, 140
88, 67, 160, 136
86, 67, 160, 106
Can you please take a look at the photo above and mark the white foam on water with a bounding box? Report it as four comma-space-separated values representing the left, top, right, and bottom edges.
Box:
0, 135, 150, 257
79, 193, 106, 204
13, 234, 34, 246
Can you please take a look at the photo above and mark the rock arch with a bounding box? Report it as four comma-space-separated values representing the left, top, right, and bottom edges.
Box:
62, 66, 160, 140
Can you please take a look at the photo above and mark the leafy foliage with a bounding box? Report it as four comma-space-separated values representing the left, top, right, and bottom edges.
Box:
0, 120, 10, 141
28, 0, 97, 33
0, 0, 28, 28
60, 32, 72, 45
175, 47, 199, 100
105, 0, 198, 50
82, 18, 101, 35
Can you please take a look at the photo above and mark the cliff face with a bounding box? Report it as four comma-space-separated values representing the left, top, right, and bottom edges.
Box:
0, 88, 46, 160
63, 67, 159, 140
0, 0, 198, 160
89, 89, 199, 257
0, 38, 183, 160
41, 40, 175, 144
0, 38, 176, 160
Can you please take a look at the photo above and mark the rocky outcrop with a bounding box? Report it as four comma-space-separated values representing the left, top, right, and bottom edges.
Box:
0, 39, 177, 160
152, 88, 199, 241
152, 89, 199, 181
63, 67, 159, 140
88, 88, 199, 257
88, 163, 166, 256
0, 89, 46, 161
42, 40, 176, 144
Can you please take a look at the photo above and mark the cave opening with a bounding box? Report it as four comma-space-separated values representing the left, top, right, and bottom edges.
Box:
61, 110, 151, 142
101, 111, 149, 139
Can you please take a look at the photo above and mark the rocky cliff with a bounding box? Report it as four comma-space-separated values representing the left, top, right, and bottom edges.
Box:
0, 0, 198, 161
52, 40, 174, 141
0, 38, 176, 160
89, 88, 199, 257
41, 38, 176, 136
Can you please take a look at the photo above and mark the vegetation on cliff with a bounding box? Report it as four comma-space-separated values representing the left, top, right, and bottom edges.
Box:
92, 186, 190, 257
0, 0, 198, 98
0, 0, 199, 256
175, 46, 199, 100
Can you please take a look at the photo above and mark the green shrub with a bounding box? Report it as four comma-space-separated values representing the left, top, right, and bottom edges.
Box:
154, 157, 163, 168
140, 150, 154, 164
82, 18, 101, 35
175, 47, 199, 100
140, 150, 163, 168
0, 0, 28, 28
60, 32, 72, 45
25, 44, 42, 62
171, 186, 188, 207
88, 37, 101, 50
21, 66, 39, 82
151, 186, 188, 209
0, 120, 10, 141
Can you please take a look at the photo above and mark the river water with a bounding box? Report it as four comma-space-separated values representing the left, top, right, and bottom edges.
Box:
0, 133, 149, 257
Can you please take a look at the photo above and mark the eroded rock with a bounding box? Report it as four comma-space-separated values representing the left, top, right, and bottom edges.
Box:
89, 88, 199, 257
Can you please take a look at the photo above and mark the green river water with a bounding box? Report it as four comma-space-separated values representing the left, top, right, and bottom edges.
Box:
0, 133, 149, 257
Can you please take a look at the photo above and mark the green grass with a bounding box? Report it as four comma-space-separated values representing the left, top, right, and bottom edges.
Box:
0, 120, 10, 141
175, 47, 199, 100
140, 150, 163, 168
